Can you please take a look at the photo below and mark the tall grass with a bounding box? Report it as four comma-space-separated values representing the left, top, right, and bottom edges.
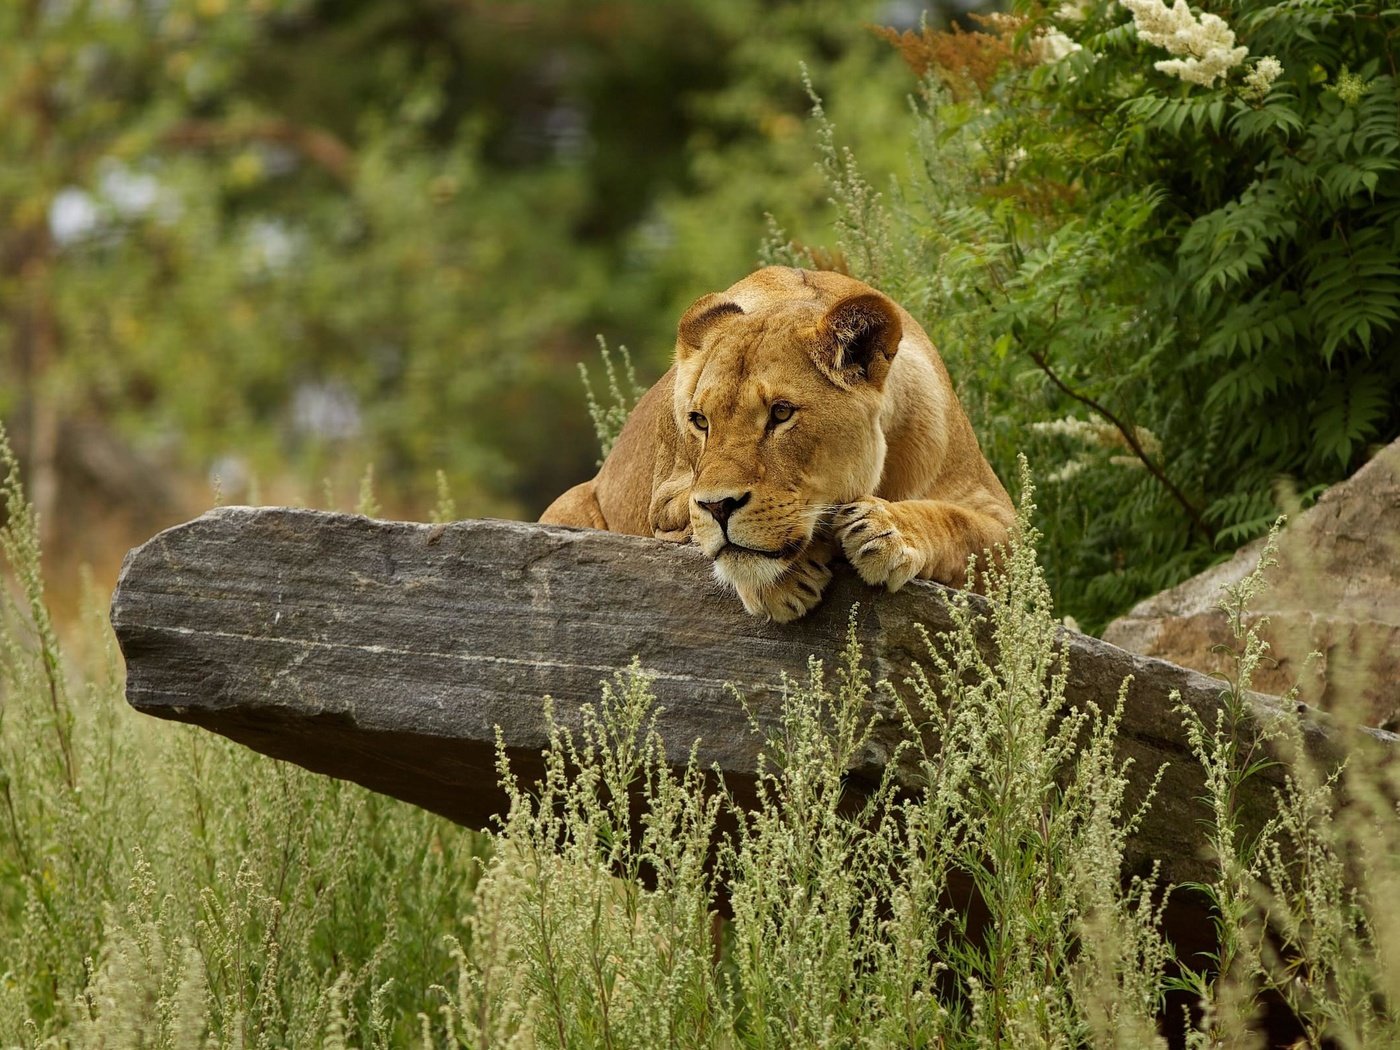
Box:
2, 421, 1396, 1046
579, 337, 645, 465
0, 429, 489, 1047
1172, 528, 1400, 1048
435, 466, 1176, 1048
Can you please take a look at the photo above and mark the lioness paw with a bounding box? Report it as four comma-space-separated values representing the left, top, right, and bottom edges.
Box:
835, 499, 922, 592
733, 549, 833, 623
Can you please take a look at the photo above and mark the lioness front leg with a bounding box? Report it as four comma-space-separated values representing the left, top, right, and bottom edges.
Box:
649, 467, 694, 542
731, 538, 836, 623
834, 497, 1009, 590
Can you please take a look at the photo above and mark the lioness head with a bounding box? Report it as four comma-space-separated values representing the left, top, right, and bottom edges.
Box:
672, 287, 902, 592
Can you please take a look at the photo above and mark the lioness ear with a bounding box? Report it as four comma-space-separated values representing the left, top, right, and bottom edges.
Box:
815, 292, 902, 388
676, 294, 743, 360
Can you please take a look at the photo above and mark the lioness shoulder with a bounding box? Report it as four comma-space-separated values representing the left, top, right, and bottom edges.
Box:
541, 266, 1014, 621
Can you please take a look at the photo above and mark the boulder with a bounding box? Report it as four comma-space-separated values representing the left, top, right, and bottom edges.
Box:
1104, 441, 1400, 730
110, 508, 1393, 893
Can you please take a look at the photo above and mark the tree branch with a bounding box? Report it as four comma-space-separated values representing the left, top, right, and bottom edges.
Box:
162, 118, 355, 186
1028, 348, 1214, 543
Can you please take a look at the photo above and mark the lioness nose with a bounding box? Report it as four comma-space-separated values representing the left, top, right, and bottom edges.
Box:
696, 492, 751, 529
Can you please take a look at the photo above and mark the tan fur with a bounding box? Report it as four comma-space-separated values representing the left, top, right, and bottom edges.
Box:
541, 267, 1014, 621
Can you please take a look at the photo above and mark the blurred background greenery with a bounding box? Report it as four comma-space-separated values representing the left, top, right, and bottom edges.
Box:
4, 0, 1396, 631
0, 0, 985, 585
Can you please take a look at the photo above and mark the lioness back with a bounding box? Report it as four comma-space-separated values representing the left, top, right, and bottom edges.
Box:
541, 266, 1013, 621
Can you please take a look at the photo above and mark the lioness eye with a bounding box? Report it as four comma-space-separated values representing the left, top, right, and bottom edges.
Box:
769, 402, 796, 425
688, 411, 709, 431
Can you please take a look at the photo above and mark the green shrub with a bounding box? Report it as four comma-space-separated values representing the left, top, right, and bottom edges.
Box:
768, 0, 1400, 629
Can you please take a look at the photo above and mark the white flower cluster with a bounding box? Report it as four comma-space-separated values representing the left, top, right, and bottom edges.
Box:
1046, 459, 1089, 485
1242, 55, 1283, 99
1119, 0, 1247, 88
1032, 28, 1083, 65
1030, 416, 1109, 443
1055, 0, 1093, 23
1031, 415, 1163, 457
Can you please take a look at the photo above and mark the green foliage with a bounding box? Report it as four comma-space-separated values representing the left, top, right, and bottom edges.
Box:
0, 0, 920, 527
5, 425, 1180, 1044
3, 435, 1399, 1046
10, 1, 1400, 1043
772, 0, 1400, 628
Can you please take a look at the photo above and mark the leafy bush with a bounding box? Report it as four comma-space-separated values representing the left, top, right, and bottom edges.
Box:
1, 0, 920, 528
768, 0, 1400, 628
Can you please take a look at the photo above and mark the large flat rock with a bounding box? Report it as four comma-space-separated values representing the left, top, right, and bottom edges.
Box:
109, 508, 1389, 888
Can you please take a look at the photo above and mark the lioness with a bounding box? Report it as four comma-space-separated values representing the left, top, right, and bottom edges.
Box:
541, 266, 1014, 621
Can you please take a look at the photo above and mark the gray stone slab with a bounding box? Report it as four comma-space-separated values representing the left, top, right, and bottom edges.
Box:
110, 507, 1393, 888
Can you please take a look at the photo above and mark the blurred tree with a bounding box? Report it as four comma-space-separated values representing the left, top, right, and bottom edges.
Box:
0, 0, 976, 564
